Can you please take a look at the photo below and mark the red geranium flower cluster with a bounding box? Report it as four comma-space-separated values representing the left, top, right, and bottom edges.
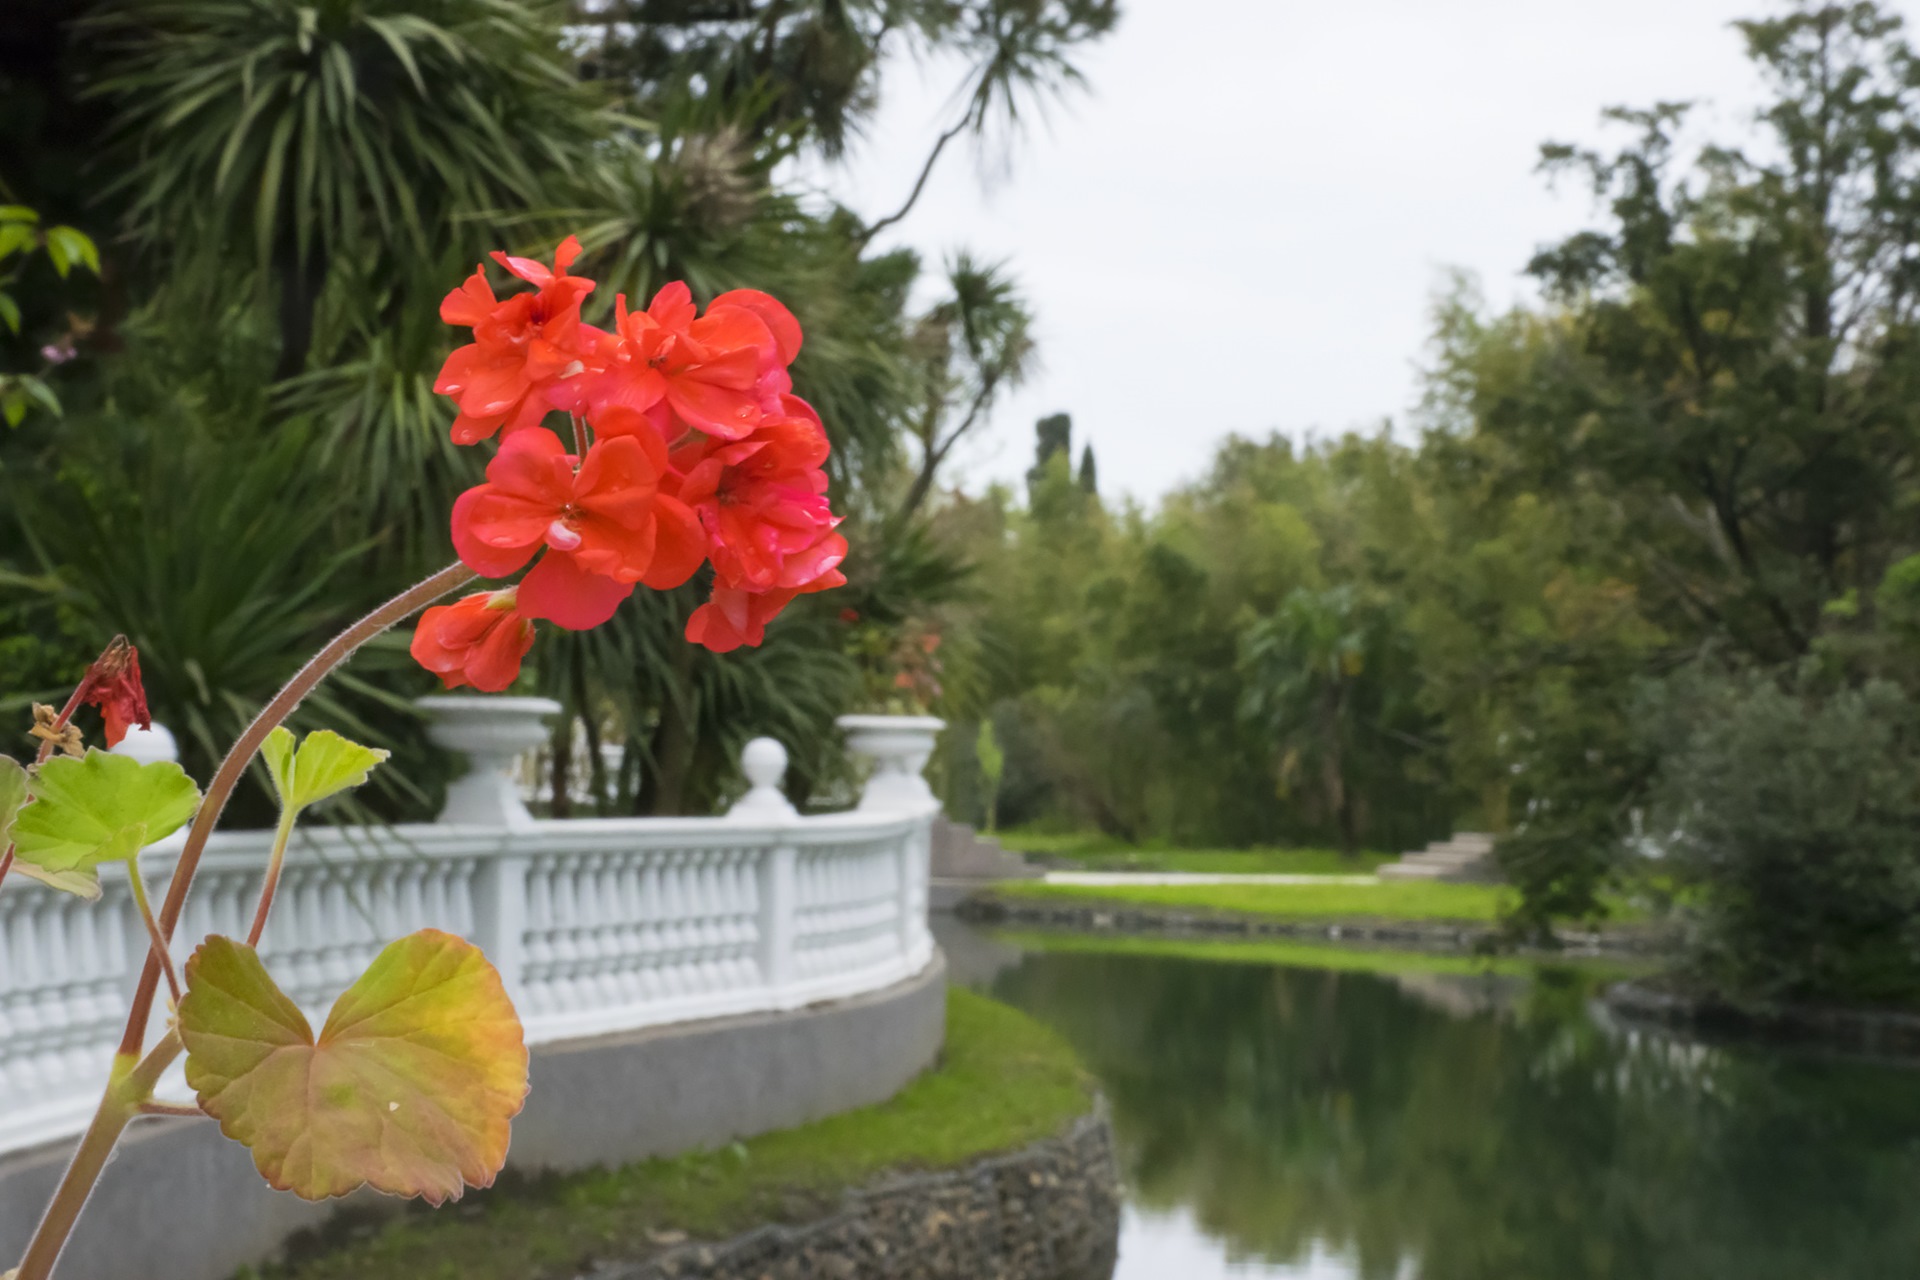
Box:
415, 237, 845, 690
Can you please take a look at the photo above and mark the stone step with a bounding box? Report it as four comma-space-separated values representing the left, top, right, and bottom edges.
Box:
1377, 832, 1499, 883
930, 818, 1039, 881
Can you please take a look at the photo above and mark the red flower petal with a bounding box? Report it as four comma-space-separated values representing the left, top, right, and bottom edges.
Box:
518, 552, 634, 630
640, 495, 707, 590
451, 488, 540, 579
666, 374, 764, 440
711, 289, 802, 365
440, 270, 499, 328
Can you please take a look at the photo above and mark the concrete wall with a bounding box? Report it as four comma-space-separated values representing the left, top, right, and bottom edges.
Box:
0, 955, 947, 1280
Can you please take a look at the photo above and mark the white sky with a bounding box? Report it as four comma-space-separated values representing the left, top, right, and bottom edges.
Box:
810, 0, 1920, 504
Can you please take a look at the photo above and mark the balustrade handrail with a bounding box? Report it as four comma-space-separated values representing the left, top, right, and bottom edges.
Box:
0, 705, 943, 1160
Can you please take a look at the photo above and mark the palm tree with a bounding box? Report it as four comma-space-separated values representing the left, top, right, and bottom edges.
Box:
1239, 586, 1372, 853
84, 0, 612, 377
896, 254, 1036, 521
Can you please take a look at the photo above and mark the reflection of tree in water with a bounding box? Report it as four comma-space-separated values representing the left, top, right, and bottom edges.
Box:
989, 953, 1920, 1280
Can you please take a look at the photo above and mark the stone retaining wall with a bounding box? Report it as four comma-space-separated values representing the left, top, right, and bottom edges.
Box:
1606, 979, 1920, 1060
608, 1110, 1121, 1280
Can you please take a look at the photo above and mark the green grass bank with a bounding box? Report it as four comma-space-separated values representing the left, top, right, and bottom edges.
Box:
990, 928, 1656, 981
995, 877, 1515, 923
997, 829, 1394, 875
253, 991, 1095, 1280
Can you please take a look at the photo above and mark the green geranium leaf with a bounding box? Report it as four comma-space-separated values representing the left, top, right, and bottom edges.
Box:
262, 728, 389, 815
0, 756, 25, 848
179, 930, 527, 1204
10, 750, 200, 898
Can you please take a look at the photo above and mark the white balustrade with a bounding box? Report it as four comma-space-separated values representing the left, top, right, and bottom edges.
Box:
0, 706, 944, 1158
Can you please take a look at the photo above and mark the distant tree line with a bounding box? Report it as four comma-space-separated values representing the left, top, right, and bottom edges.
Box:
929, 2, 1920, 1006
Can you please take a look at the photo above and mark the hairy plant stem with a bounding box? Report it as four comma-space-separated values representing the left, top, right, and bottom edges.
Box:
12, 561, 475, 1280
13, 1033, 181, 1280
246, 807, 299, 948
126, 858, 180, 1003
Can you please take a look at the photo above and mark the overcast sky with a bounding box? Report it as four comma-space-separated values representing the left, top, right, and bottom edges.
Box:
807, 0, 1920, 504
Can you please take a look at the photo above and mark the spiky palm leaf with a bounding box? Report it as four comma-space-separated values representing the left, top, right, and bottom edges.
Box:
7, 418, 438, 819
87, 0, 608, 272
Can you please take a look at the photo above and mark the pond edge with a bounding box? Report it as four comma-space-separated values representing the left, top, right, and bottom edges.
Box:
1604, 979, 1920, 1062
596, 1107, 1121, 1280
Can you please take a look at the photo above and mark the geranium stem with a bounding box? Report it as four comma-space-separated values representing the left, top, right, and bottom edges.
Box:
14, 1034, 180, 1280
246, 807, 299, 948
126, 858, 181, 1004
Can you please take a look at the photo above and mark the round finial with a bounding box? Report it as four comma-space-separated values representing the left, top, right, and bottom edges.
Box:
112, 722, 179, 765
741, 737, 788, 791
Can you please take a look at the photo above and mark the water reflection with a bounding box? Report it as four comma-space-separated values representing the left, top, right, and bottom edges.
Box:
968, 932, 1920, 1280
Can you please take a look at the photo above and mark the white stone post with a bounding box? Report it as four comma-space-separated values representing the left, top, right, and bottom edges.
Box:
472, 848, 529, 1008
836, 715, 942, 966
417, 695, 562, 828
732, 738, 799, 994
417, 697, 559, 1005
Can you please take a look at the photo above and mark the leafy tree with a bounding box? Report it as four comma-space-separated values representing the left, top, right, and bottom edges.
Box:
1496, 2, 1920, 662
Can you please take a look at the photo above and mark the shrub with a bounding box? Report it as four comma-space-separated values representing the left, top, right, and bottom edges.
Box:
1651, 669, 1920, 1006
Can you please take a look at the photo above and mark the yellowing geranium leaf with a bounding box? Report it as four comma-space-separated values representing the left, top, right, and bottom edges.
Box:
8, 860, 104, 901
179, 930, 527, 1204
262, 727, 388, 815
11, 750, 199, 896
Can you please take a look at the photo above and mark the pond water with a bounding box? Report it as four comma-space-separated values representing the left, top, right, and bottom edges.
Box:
938, 921, 1920, 1280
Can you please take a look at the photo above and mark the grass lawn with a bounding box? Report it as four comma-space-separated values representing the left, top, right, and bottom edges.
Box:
990, 928, 1655, 981
258, 991, 1094, 1280
996, 828, 1394, 875
996, 877, 1516, 923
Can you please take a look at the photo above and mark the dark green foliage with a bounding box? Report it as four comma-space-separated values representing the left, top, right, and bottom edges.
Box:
1651, 668, 1920, 1004
84, 0, 610, 375
0, 0, 1120, 822
6, 414, 447, 821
